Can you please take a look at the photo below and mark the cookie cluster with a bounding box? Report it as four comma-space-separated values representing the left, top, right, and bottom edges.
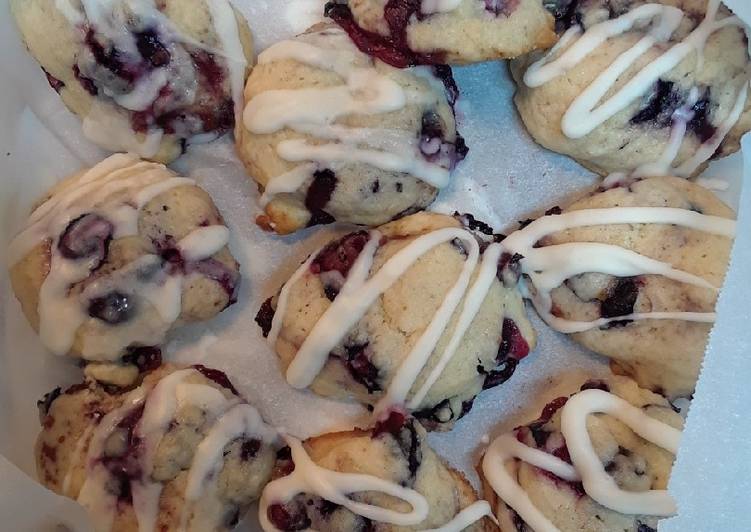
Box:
7, 1, 746, 531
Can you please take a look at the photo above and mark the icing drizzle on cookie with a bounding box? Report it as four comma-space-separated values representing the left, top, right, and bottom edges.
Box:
74, 367, 277, 532
482, 388, 682, 531
273, 226, 528, 416
242, 26, 456, 207
524, 0, 748, 177
53, 0, 247, 156
259, 434, 492, 531
8, 154, 233, 359
502, 206, 736, 333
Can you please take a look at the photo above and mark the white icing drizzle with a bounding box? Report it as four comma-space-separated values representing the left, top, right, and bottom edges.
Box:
181, 403, 278, 532
242, 27, 451, 205
54, 0, 246, 149
259, 435, 430, 530
501, 207, 735, 334
8, 154, 230, 359
266, 252, 319, 347
482, 389, 682, 531
74, 367, 276, 532
421, 500, 496, 531
421, 0, 463, 15
560, 389, 681, 515
523, 0, 747, 176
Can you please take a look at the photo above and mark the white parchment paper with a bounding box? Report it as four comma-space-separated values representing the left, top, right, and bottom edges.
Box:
0, 1, 749, 530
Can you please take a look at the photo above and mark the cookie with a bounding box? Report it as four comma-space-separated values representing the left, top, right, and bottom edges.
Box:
36, 364, 278, 532
11, 0, 253, 163
511, 0, 751, 177
501, 176, 734, 398
260, 414, 496, 531
480, 375, 683, 532
256, 212, 537, 430
326, 0, 557, 66
236, 24, 465, 234
8, 154, 240, 385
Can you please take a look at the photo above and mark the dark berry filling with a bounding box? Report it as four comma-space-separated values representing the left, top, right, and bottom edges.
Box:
454, 211, 494, 235
325, 1, 445, 68
579, 379, 610, 392
545, 206, 562, 216
311, 231, 371, 277
241, 438, 262, 460
373, 409, 408, 437
186, 258, 241, 305
192, 365, 239, 395
484, 0, 520, 17
687, 90, 717, 144
37, 387, 62, 421
73, 64, 99, 95
413, 398, 456, 425
121, 346, 162, 373
499, 318, 530, 361
99, 404, 145, 503
305, 169, 338, 226
42, 68, 65, 93
544, 0, 583, 32
630, 80, 681, 127
342, 343, 382, 393
419, 111, 467, 170
498, 252, 523, 286
256, 297, 276, 338
88, 291, 136, 325
85, 29, 134, 82
480, 357, 519, 390
267, 503, 311, 531
134, 29, 171, 68
600, 277, 640, 323
394, 418, 422, 478
58, 213, 114, 263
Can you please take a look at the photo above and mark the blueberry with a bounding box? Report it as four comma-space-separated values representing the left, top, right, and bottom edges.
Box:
267, 503, 311, 531
600, 277, 640, 321
58, 213, 113, 262
135, 29, 171, 68
305, 169, 338, 226
255, 297, 276, 338
240, 438, 261, 461
88, 291, 136, 325
310, 231, 370, 277
630, 80, 681, 126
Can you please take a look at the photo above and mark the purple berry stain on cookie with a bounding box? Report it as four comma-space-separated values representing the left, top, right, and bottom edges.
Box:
99, 404, 146, 504
484, 0, 519, 17
688, 90, 717, 144
600, 277, 640, 325
372, 409, 408, 437
135, 29, 171, 68
192, 365, 240, 395
267, 503, 311, 531
343, 343, 382, 393
256, 297, 276, 337
631, 80, 681, 126
325, 1, 445, 68
544, 0, 583, 32
158, 242, 239, 305
500, 318, 530, 361
121, 346, 162, 373
88, 291, 136, 325
311, 231, 370, 278
42, 68, 65, 93
305, 169, 338, 227
58, 213, 114, 264
240, 438, 262, 460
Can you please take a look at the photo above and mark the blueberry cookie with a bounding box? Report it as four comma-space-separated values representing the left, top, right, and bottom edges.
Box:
326, 0, 557, 66
8, 154, 240, 386
11, 0, 253, 163
36, 364, 279, 532
237, 24, 466, 234
480, 375, 683, 532
260, 414, 496, 531
502, 176, 734, 398
510, 0, 751, 177
256, 212, 537, 430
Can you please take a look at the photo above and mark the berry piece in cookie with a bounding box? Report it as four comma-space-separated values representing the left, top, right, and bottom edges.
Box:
501, 176, 734, 398
237, 24, 466, 234
260, 416, 495, 531
480, 375, 683, 531
326, 0, 557, 66
8, 154, 240, 385
36, 364, 278, 532
256, 212, 536, 430
10, 0, 254, 163
511, 0, 751, 177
